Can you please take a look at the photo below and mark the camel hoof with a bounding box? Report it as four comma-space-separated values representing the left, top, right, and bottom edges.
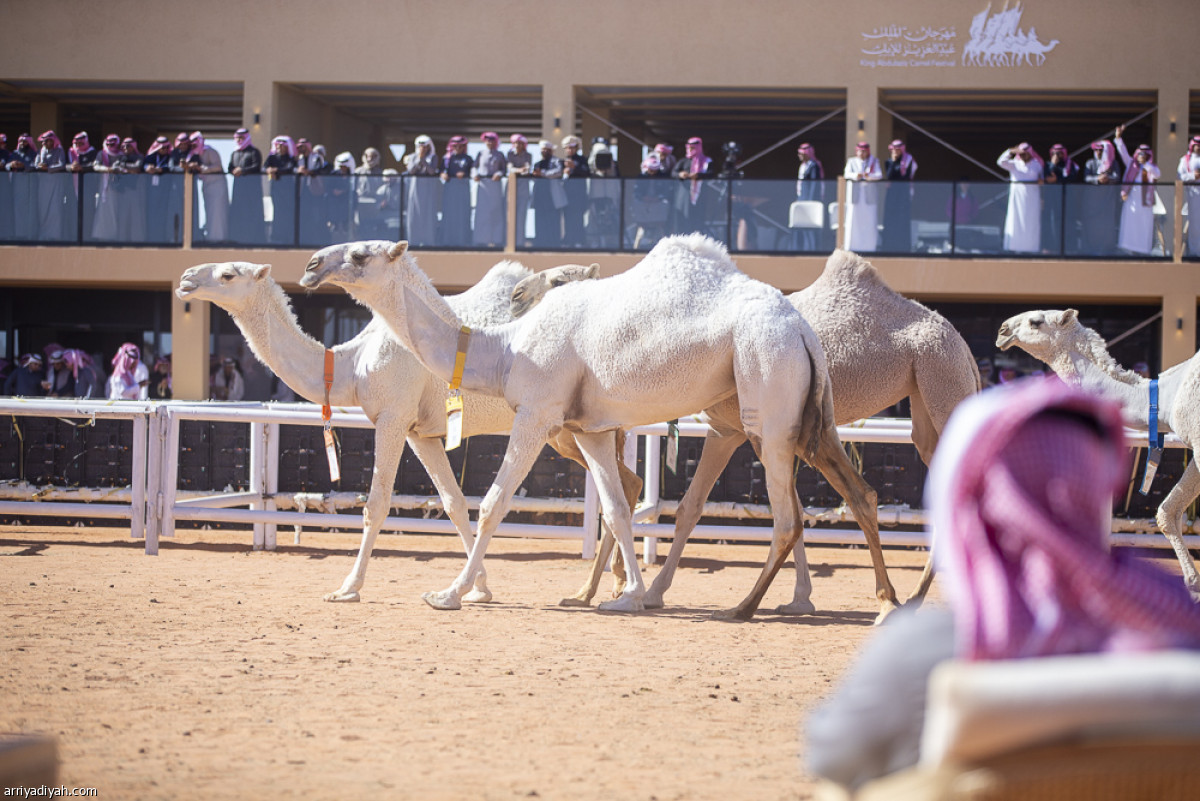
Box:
642, 594, 665, 610
558, 596, 592, 607
773, 600, 816, 616
422, 589, 462, 611
597, 595, 645, 613
323, 590, 361, 603
874, 601, 902, 626
712, 607, 753, 622
463, 588, 493, 604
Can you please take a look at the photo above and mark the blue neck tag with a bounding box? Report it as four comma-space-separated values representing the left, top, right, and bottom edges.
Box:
1141, 379, 1165, 495
1149, 379, 1165, 450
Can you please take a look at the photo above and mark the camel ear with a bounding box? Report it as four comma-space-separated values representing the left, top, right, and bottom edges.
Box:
387, 241, 409, 261
1060, 308, 1079, 325
586, 263, 600, 279
252, 264, 272, 281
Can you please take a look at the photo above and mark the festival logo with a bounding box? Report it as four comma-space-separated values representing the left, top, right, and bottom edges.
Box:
859, 1, 1058, 69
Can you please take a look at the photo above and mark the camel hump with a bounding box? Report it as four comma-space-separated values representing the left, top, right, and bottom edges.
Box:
814, 249, 889, 291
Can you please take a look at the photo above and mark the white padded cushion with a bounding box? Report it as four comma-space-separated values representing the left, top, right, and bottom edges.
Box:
919, 651, 1200, 768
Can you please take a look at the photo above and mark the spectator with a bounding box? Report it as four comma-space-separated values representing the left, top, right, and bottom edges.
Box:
1178, 136, 1200, 258
3, 353, 45, 397
377, 167, 402, 235
794, 142, 826, 251
144, 135, 181, 243
654, 143, 677, 175
44, 349, 100, 398
114, 137, 147, 242
265, 135, 298, 245
671, 136, 715, 239
68, 132, 100, 237
587, 137, 620, 248
403, 134, 440, 248
212, 357, 245, 401
530, 139, 564, 248
1041, 142, 1081, 254
90, 134, 124, 240
561, 135, 591, 247
507, 134, 532, 247
150, 354, 172, 400
34, 130, 70, 241
354, 146, 386, 239
440, 136, 472, 246
327, 151, 355, 241
881, 139, 918, 252
0, 134, 10, 239
8, 134, 38, 240
843, 141, 882, 252
296, 139, 330, 245
806, 379, 1200, 793
1133, 361, 1151, 379
228, 127, 265, 243
1114, 125, 1161, 256
186, 132, 229, 243
1081, 138, 1122, 256
473, 132, 506, 247
975, 356, 994, 389
107, 343, 149, 400
997, 142, 1043, 253
168, 132, 192, 173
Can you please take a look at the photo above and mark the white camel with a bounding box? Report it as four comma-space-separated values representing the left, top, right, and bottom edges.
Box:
175, 258, 611, 604
997, 308, 1200, 596
513, 249, 980, 610
300, 235, 901, 620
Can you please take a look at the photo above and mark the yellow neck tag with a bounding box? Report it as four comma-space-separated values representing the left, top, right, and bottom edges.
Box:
449, 325, 471, 391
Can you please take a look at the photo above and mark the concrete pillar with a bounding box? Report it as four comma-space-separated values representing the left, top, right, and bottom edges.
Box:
172, 292, 211, 401
845, 82, 878, 163
30, 102, 58, 138
1161, 292, 1196, 371
542, 83, 575, 146
1157, 83, 1189, 168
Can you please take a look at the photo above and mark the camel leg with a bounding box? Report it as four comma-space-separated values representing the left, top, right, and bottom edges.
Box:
802, 424, 900, 623
644, 431, 746, 609
558, 432, 641, 606
422, 413, 552, 611
324, 420, 406, 603
716, 432, 805, 621
902, 391, 940, 607
1155, 456, 1200, 599
405, 435, 492, 603
571, 430, 646, 612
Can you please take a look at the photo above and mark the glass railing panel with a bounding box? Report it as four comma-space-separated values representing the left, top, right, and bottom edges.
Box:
874, 180, 956, 255
948, 181, 1007, 255
349, 172, 402, 243
622, 177, 675, 251
399, 175, 443, 249
317, 172, 357, 244
293, 171, 338, 248
1183, 181, 1200, 260
1064, 182, 1123, 257
728, 178, 821, 253
10, 171, 80, 244
191, 174, 234, 246
467, 174, 506, 250
81, 172, 174, 245
661, 177, 729, 246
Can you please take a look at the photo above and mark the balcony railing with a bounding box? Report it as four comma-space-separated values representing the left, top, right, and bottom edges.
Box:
0, 171, 1195, 260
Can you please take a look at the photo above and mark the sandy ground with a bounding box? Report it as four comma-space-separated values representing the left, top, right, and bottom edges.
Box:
0, 525, 939, 801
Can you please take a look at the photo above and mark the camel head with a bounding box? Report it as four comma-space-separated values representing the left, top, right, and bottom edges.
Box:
300, 240, 408, 293
509, 263, 599, 318
176, 262, 273, 311
996, 308, 1080, 361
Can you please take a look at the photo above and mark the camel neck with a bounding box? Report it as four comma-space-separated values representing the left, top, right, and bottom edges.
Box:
1053, 348, 1149, 427
358, 277, 512, 399
229, 283, 356, 406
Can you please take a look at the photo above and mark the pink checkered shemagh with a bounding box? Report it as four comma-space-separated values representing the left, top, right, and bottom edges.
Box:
929, 378, 1200, 661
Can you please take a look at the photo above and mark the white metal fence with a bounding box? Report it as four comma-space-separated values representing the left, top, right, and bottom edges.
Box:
0, 398, 1194, 558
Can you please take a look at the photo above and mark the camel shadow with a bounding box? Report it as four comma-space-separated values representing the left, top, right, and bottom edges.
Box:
541, 602, 880, 626
0, 542, 50, 557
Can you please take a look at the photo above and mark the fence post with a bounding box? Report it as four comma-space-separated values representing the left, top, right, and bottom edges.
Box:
160, 408, 180, 542
250, 420, 266, 550
131, 410, 147, 542
265, 422, 280, 550
641, 433, 661, 565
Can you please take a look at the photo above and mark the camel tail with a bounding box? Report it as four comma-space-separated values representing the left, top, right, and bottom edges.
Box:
795, 321, 834, 462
